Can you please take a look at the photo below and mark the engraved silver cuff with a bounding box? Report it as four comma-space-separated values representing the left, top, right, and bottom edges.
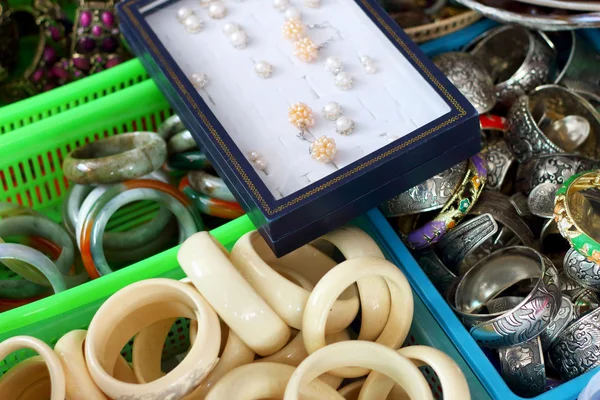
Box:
481, 137, 515, 192
564, 247, 600, 291
380, 160, 467, 217
454, 246, 561, 348
498, 338, 546, 398
467, 26, 554, 106
548, 307, 600, 380
414, 248, 456, 297
539, 295, 575, 351
506, 85, 600, 163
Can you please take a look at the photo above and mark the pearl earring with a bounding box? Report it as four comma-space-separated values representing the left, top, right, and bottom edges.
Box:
288, 102, 315, 138
273, 0, 289, 11
310, 136, 337, 163
282, 19, 305, 41
335, 116, 354, 135
183, 14, 203, 33
248, 152, 268, 171
304, 0, 320, 8
230, 30, 249, 49
284, 7, 301, 20
222, 22, 240, 36
360, 55, 377, 74
254, 61, 273, 78
177, 7, 193, 22
322, 101, 342, 121
334, 72, 354, 90
325, 57, 343, 74
191, 72, 208, 89
208, 1, 227, 19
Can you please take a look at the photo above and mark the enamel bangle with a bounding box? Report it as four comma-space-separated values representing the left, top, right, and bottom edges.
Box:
360, 345, 471, 400
63, 132, 167, 184
85, 279, 221, 399
167, 151, 211, 171
180, 177, 244, 219
317, 227, 391, 342
205, 362, 344, 400
555, 170, 600, 265
79, 180, 202, 278
0, 215, 75, 278
405, 155, 487, 250
284, 341, 433, 400
178, 232, 291, 356
0, 336, 66, 400
302, 257, 414, 378
230, 231, 359, 332
0, 243, 67, 293
188, 170, 236, 202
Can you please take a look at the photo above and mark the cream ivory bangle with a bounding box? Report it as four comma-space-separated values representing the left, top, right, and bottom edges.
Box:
317, 227, 391, 341
302, 257, 414, 378
0, 336, 66, 400
229, 231, 359, 332
178, 232, 291, 356
18, 378, 52, 400
257, 330, 349, 390
55, 330, 107, 400
205, 362, 344, 400
337, 379, 408, 400
85, 279, 220, 400
272, 265, 314, 290
359, 346, 471, 400
283, 341, 433, 400
0, 356, 50, 400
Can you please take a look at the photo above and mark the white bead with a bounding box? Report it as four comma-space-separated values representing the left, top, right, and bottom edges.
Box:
304, 0, 320, 7
364, 63, 377, 74
255, 158, 268, 170
199, 0, 211, 7
208, 2, 226, 18
273, 0, 289, 11
248, 151, 259, 161
191, 72, 208, 88
325, 56, 343, 74
177, 7, 193, 22
184, 15, 203, 33
359, 56, 373, 65
284, 7, 301, 20
322, 101, 341, 120
254, 61, 273, 78
335, 116, 354, 135
222, 22, 241, 36
334, 72, 353, 91
230, 30, 248, 49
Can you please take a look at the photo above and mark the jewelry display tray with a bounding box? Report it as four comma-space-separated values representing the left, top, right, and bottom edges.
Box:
118, 0, 480, 256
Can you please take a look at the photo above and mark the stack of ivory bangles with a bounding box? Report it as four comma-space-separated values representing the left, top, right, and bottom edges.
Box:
0, 226, 470, 400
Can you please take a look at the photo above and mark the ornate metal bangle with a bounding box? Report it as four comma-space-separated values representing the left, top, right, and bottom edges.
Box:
563, 247, 600, 290
539, 295, 575, 351
555, 170, 600, 265
414, 248, 456, 297
480, 137, 515, 192
506, 85, 600, 163
380, 160, 467, 218
467, 25, 554, 106
63, 132, 167, 184
167, 151, 211, 171
188, 171, 236, 202
548, 307, 600, 380
498, 338, 546, 398
404, 155, 487, 250
454, 246, 561, 348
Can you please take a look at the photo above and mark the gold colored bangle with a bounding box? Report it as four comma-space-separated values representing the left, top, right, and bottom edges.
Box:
317, 227, 391, 342
302, 257, 414, 378
230, 231, 359, 333
205, 362, 344, 400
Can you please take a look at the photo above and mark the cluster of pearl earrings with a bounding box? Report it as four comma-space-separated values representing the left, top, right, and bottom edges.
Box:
222, 22, 248, 49
288, 102, 337, 163
177, 7, 203, 33
322, 101, 354, 135
280, 8, 331, 63
360, 55, 377, 74
324, 57, 354, 90
207, 1, 227, 19
190, 72, 208, 89
248, 151, 268, 171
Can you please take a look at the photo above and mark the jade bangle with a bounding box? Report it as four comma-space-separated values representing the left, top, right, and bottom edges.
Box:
158, 115, 186, 140
167, 151, 210, 171
188, 171, 236, 202
80, 180, 203, 278
0, 215, 74, 278
62, 185, 93, 239
555, 170, 600, 264
180, 177, 244, 220
168, 130, 198, 154
63, 132, 167, 184
0, 243, 67, 293
0, 277, 48, 300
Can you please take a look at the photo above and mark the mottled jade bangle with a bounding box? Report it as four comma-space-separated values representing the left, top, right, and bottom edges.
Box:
555, 170, 600, 264
180, 177, 244, 220
63, 132, 167, 184
167, 130, 198, 154
188, 171, 236, 202
0, 243, 67, 293
167, 151, 211, 171
158, 115, 186, 140
0, 215, 75, 278
405, 155, 487, 250
62, 185, 93, 239
79, 180, 203, 278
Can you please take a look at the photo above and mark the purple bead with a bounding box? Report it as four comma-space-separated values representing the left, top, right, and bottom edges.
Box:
51, 65, 69, 80
80, 11, 92, 27
101, 11, 115, 27
32, 69, 45, 82
101, 37, 118, 52
74, 70, 83, 77
92, 25, 103, 36
43, 47, 57, 63
76, 37, 96, 53
106, 58, 121, 68
72, 56, 90, 71
48, 26, 61, 41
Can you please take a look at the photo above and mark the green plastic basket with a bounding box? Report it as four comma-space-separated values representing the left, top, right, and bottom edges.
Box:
0, 59, 148, 135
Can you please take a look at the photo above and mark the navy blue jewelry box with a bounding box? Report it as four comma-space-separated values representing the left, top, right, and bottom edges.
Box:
118, 0, 481, 256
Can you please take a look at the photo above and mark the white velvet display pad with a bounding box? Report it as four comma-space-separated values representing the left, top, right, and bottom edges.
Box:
144, 0, 450, 199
